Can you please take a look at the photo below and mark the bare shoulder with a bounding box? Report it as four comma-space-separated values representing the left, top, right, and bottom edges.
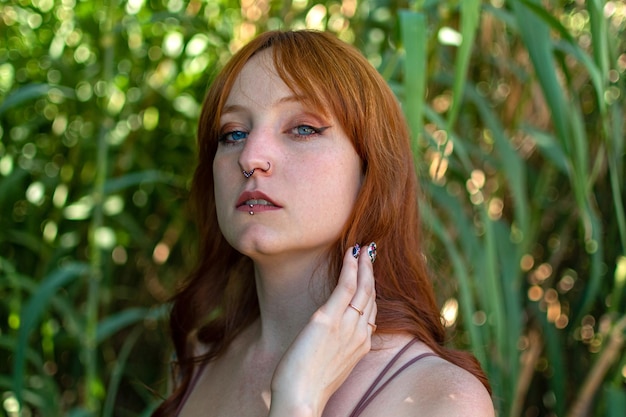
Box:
416, 357, 495, 416
363, 351, 494, 417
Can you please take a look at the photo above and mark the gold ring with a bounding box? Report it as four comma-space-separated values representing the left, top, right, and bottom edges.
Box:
368, 322, 377, 331
348, 303, 364, 316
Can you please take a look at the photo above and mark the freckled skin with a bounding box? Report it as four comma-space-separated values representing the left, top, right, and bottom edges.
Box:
213, 50, 362, 263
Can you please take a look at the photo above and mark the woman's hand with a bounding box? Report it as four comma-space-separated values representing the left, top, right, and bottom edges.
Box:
268, 243, 378, 417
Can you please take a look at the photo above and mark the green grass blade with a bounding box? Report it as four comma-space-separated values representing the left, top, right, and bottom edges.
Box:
0, 376, 59, 417
0, 335, 43, 370
465, 83, 530, 238
586, 0, 609, 87
538, 309, 566, 416
572, 211, 605, 324
607, 155, 626, 255
102, 326, 143, 417
420, 192, 487, 365
522, 126, 568, 173
610, 257, 626, 313
423, 104, 473, 172
606, 384, 626, 417
446, 0, 481, 131
96, 305, 168, 343
426, 185, 507, 408
96, 308, 151, 344
0, 84, 74, 116
399, 10, 427, 162
103, 170, 185, 194
517, 0, 606, 113
607, 103, 626, 253
480, 209, 508, 369
13, 262, 90, 409
493, 219, 525, 409
509, 0, 570, 149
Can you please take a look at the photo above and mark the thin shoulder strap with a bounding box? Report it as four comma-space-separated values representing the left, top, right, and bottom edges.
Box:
348, 339, 437, 417
174, 361, 209, 416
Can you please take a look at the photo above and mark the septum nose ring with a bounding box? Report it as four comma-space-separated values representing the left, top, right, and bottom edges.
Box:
242, 162, 271, 179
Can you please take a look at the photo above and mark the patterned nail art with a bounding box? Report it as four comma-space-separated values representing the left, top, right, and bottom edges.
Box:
352, 243, 361, 259
367, 242, 377, 263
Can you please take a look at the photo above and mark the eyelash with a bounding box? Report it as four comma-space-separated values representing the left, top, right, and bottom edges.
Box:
289, 125, 329, 140
218, 130, 248, 143
218, 125, 329, 144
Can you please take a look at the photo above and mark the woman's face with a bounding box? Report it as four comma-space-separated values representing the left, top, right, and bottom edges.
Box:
213, 49, 362, 262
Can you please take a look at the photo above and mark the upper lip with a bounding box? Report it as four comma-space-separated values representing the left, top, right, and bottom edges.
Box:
236, 190, 281, 208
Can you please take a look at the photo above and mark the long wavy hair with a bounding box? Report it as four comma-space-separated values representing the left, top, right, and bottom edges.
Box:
152, 30, 490, 416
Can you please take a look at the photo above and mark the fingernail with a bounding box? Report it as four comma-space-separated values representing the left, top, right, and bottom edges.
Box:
367, 242, 377, 263
352, 243, 361, 259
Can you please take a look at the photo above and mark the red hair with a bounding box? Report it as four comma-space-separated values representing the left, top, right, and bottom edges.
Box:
152, 30, 489, 416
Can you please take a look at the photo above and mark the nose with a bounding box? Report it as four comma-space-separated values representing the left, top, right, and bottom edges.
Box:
238, 127, 275, 178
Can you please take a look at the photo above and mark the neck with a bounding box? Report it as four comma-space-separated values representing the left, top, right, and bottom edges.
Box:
249, 251, 331, 353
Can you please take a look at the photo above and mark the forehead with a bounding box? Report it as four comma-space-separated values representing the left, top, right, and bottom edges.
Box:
224, 50, 289, 108
223, 48, 328, 118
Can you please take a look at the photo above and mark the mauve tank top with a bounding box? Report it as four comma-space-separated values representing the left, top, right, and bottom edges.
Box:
175, 338, 436, 416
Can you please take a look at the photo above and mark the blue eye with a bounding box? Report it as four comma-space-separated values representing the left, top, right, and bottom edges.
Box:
296, 125, 317, 135
290, 125, 329, 139
231, 131, 247, 140
220, 130, 248, 143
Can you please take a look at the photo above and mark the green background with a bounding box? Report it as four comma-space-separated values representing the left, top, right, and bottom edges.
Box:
1, 0, 625, 415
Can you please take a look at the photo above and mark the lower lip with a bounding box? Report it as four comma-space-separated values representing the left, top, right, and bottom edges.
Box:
237, 204, 280, 213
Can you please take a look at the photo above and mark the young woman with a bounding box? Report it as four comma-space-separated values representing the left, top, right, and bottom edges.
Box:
153, 30, 494, 417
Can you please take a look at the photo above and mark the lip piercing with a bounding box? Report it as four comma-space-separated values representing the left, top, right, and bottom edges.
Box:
348, 303, 364, 316
242, 162, 271, 179
249, 204, 254, 215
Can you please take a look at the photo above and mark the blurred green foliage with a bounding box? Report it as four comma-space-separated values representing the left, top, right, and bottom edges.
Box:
1, 0, 625, 416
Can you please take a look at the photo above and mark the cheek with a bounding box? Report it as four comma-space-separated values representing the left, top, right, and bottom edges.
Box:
212, 158, 231, 211
213, 179, 231, 239
338, 149, 363, 194
320, 154, 362, 214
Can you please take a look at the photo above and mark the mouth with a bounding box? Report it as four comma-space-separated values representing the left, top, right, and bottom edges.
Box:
236, 191, 281, 209
243, 199, 276, 207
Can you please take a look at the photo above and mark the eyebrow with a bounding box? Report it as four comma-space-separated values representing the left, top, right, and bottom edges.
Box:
221, 104, 246, 115
221, 95, 312, 115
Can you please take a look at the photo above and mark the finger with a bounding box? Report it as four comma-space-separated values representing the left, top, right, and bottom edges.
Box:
366, 277, 378, 333
347, 242, 376, 317
323, 245, 360, 317
367, 298, 378, 333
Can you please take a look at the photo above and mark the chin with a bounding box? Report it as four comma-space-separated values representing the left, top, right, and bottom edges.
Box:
228, 233, 278, 258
